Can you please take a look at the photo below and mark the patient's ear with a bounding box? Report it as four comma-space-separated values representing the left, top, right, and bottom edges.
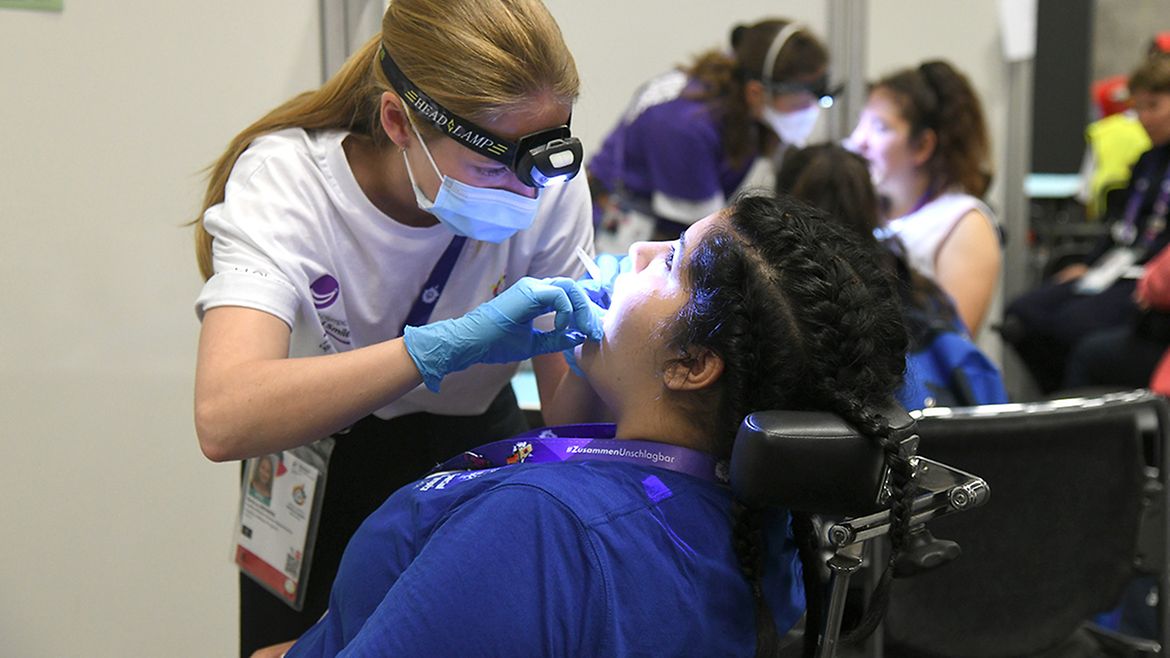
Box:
663, 346, 724, 391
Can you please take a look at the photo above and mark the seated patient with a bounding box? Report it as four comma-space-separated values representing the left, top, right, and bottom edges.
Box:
278, 194, 912, 657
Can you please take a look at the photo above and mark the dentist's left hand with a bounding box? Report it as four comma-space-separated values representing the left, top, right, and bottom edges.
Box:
404, 277, 603, 392
577, 253, 630, 310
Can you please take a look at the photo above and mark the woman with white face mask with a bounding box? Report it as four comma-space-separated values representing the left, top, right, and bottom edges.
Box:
588, 18, 832, 249
190, 1, 601, 654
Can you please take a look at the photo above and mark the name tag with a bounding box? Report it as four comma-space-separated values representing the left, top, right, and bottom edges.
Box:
1075, 247, 1141, 295
235, 439, 333, 610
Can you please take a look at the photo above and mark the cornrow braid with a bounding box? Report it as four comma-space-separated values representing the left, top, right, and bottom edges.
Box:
789, 511, 824, 658
671, 193, 911, 655
732, 500, 782, 658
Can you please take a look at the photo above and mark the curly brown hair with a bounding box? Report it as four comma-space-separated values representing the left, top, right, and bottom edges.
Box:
873, 60, 992, 197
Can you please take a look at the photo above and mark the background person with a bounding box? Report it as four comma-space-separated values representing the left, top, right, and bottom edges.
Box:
587, 18, 831, 251
1078, 33, 1170, 221
256, 194, 914, 658
1005, 53, 1170, 393
190, 0, 599, 653
777, 143, 1008, 410
848, 59, 1001, 336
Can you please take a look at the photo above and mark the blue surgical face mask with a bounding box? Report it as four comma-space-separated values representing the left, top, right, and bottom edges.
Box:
402, 119, 540, 243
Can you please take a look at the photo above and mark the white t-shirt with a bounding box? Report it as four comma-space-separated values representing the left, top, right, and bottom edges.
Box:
195, 128, 592, 419
880, 191, 998, 279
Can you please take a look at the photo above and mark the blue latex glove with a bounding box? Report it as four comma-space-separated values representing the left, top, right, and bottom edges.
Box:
578, 253, 630, 310
404, 277, 603, 392
562, 253, 628, 378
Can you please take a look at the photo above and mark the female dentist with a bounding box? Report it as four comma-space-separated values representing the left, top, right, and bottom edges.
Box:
190, 0, 598, 654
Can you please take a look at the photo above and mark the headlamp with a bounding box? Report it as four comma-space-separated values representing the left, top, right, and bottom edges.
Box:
379, 46, 582, 188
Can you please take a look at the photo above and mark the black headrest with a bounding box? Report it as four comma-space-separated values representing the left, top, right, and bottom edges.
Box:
730, 405, 916, 516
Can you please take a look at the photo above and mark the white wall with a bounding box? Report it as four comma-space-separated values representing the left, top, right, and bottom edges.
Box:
0, 2, 319, 656
0, 2, 1013, 656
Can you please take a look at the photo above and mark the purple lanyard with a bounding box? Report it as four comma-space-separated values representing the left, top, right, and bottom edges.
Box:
905, 182, 936, 217
399, 235, 467, 336
428, 423, 729, 485
1114, 164, 1170, 249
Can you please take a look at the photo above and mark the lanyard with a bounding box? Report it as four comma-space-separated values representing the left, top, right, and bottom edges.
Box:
428, 423, 729, 485
903, 181, 937, 218
1113, 158, 1170, 248
399, 235, 467, 335
873, 182, 937, 241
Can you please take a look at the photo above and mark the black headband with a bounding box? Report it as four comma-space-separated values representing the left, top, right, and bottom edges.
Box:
378, 45, 582, 188
916, 63, 944, 130
380, 45, 519, 164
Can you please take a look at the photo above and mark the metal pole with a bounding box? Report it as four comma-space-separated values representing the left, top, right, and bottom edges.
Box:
319, 0, 384, 84
817, 552, 864, 658
1002, 58, 1034, 303
826, 0, 868, 142
319, 0, 349, 84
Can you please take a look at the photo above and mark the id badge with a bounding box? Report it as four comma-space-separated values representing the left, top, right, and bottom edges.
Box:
1075, 247, 1140, 295
234, 438, 333, 611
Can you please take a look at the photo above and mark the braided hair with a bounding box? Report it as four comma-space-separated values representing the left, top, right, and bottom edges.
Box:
668, 193, 911, 656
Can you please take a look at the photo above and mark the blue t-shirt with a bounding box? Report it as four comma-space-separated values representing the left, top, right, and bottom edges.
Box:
286, 459, 804, 657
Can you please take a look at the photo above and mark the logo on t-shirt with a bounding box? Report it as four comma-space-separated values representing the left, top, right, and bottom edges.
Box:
310, 274, 340, 309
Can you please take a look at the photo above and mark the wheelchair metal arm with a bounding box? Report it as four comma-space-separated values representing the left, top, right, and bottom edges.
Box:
730, 409, 989, 658
825, 457, 990, 549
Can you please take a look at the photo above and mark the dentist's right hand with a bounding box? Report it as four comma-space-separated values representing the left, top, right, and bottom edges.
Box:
404, 277, 603, 392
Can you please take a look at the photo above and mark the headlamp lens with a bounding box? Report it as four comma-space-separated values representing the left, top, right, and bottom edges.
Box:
549, 150, 576, 169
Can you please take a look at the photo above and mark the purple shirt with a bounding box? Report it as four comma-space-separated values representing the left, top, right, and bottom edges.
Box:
589, 77, 756, 206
